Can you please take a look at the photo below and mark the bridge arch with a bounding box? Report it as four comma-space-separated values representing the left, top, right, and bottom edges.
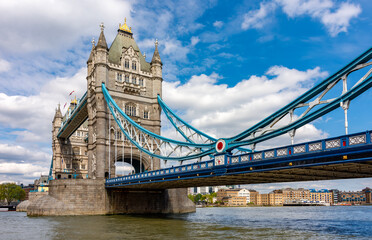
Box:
108, 147, 152, 178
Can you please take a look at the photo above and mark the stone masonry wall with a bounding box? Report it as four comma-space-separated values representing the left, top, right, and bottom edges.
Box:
27, 179, 195, 216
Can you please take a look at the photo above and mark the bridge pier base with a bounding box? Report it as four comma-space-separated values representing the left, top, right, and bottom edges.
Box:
26, 179, 195, 216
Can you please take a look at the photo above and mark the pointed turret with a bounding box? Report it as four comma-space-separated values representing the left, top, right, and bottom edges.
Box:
96, 23, 108, 50
87, 38, 95, 64
151, 39, 162, 65
54, 103, 62, 119
150, 39, 163, 98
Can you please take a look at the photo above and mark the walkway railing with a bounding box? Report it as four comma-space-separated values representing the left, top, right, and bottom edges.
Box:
106, 130, 372, 186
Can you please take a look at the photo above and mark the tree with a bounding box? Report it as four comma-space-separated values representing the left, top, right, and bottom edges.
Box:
187, 194, 195, 202
194, 193, 203, 203
0, 183, 26, 205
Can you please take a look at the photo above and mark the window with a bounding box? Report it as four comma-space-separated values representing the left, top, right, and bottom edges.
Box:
81, 164, 86, 170
125, 59, 129, 68
125, 75, 129, 83
125, 104, 136, 116
143, 111, 149, 119
139, 78, 144, 86
73, 147, 80, 155
132, 76, 137, 84
132, 61, 137, 70
116, 131, 122, 140
117, 73, 122, 82
66, 164, 71, 169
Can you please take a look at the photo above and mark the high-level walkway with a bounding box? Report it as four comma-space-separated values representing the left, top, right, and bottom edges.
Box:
106, 130, 372, 189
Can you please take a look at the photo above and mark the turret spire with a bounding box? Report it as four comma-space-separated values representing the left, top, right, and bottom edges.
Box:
96, 22, 108, 50
87, 37, 95, 63
151, 39, 162, 65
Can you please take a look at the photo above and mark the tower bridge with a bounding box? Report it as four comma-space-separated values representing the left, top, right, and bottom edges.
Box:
25, 20, 372, 216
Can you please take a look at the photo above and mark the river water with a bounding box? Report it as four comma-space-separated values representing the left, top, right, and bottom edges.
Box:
1, 206, 371, 239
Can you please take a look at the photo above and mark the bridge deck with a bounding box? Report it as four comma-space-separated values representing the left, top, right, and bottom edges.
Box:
57, 92, 88, 139
106, 131, 372, 189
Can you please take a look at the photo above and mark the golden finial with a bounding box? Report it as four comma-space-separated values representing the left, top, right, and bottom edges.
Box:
71, 96, 77, 105
119, 17, 132, 33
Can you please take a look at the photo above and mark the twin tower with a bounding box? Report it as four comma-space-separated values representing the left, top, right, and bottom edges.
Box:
52, 20, 163, 180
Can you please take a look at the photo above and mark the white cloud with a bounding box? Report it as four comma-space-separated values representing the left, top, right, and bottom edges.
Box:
162, 38, 190, 62
277, 0, 334, 18
277, 0, 361, 36
242, 2, 277, 30
191, 36, 200, 46
0, 163, 48, 177
213, 21, 224, 28
0, 58, 11, 72
0, 143, 50, 164
321, 3, 361, 36
0, 0, 133, 54
241, 0, 361, 36
163, 66, 328, 140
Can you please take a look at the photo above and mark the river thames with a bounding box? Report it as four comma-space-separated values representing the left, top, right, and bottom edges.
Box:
1, 206, 371, 239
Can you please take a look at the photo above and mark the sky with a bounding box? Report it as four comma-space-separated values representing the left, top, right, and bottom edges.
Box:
0, 0, 371, 192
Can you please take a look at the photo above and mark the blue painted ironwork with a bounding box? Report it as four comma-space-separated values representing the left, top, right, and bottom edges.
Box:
106, 130, 372, 187
158, 95, 251, 154
102, 83, 215, 161
57, 91, 88, 138
48, 158, 53, 181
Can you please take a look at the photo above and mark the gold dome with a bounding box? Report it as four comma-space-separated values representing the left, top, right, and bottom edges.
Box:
119, 18, 132, 33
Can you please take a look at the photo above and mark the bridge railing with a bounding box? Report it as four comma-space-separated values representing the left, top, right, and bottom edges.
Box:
59, 91, 87, 132
225, 131, 371, 165
106, 130, 372, 185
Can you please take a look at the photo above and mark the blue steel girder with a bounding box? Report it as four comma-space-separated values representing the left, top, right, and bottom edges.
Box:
157, 95, 251, 154
102, 83, 215, 161
57, 92, 88, 139
221, 47, 372, 151
106, 130, 372, 188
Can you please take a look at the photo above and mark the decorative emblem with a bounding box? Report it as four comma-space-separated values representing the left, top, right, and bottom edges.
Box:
215, 139, 226, 153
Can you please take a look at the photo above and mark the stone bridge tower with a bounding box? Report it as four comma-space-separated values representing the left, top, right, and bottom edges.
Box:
31, 20, 194, 216
86, 20, 162, 179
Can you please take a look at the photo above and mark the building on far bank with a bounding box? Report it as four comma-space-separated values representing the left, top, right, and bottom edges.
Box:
339, 191, 366, 204
228, 196, 247, 206
282, 188, 310, 204
309, 189, 333, 204
330, 189, 340, 205
362, 188, 372, 204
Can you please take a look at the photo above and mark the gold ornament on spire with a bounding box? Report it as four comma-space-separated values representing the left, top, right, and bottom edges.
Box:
119, 17, 132, 33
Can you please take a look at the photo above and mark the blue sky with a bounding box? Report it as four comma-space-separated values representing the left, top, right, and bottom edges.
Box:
0, 0, 371, 192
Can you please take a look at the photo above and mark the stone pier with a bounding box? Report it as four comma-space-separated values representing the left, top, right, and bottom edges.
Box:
26, 179, 195, 216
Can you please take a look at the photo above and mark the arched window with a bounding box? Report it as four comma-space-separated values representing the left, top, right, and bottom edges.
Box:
125, 103, 136, 116
125, 59, 129, 68
125, 75, 129, 83
139, 78, 144, 86
132, 61, 137, 70
132, 76, 137, 84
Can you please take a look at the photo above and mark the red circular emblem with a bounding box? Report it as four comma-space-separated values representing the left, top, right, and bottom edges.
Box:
215, 139, 226, 153
217, 142, 224, 151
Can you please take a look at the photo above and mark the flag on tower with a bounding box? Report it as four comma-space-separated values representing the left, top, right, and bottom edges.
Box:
69, 90, 75, 96
63, 102, 67, 109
